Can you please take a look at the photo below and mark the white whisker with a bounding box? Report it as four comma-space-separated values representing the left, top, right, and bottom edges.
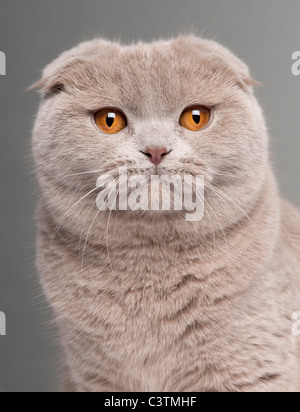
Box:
195, 190, 217, 269
80, 180, 118, 276
50, 186, 99, 249
65, 170, 102, 178
205, 198, 230, 263
206, 182, 253, 225
79, 199, 98, 256
80, 208, 101, 278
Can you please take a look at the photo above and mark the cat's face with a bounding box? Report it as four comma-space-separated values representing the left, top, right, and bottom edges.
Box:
33, 36, 269, 234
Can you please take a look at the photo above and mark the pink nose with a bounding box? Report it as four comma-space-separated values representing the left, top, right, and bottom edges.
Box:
144, 147, 169, 166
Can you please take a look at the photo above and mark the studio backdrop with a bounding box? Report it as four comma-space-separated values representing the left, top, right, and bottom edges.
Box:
0, 0, 299, 392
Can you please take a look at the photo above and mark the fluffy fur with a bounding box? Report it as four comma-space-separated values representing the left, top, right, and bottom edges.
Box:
32, 35, 300, 392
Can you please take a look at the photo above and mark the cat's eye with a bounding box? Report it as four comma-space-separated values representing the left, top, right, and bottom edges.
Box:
180, 106, 211, 131
94, 108, 127, 134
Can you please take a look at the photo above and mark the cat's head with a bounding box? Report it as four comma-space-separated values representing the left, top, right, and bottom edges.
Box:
32, 36, 268, 236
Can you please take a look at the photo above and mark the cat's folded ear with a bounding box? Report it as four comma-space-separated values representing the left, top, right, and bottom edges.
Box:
217, 48, 262, 91
210, 52, 261, 92
28, 54, 86, 99
241, 76, 261, 89
28, 77, 66, 98
233, 67, 261, 91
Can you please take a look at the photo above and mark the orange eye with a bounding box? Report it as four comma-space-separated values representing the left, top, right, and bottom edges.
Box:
94, 108, 127, 134
180, 106, 211, 131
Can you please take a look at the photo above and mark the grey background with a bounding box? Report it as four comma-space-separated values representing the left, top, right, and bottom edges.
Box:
0, 0, 299, 392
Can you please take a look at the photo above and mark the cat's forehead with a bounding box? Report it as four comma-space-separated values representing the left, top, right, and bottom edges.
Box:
107, 40, 203, 116
42, 36, 252, 117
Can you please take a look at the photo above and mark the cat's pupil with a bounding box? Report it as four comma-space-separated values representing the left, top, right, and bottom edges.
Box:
192, 110, 201, 125
106, 113, 115, 128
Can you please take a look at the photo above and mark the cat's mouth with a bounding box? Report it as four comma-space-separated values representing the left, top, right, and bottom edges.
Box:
125, 164, 209, 180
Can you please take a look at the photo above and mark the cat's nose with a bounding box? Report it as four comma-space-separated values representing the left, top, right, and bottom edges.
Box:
142, 147, 170, 166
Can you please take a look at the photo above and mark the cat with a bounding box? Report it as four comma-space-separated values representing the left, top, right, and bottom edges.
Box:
32, 35, 300, 392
